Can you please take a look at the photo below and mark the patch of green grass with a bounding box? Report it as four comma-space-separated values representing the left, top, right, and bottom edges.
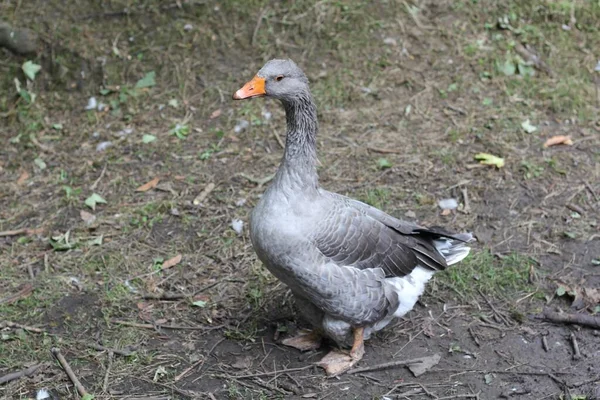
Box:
436, 249, 537, 301
358, 187, 390, 209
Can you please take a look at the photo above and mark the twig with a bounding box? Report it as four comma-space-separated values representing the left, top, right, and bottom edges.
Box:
566, 203, 585, 215
0, 227, 43, 237
0, 320, 45, 333
0, 364, 42, 385
251, 7, 269, 47
102, 351, 113, 392
345, 357, 424, 375
133, 376, 195, 398
569, 375, 600, 388
51, 348, 89, 397
212, 365, 313, 379
477, 288, 511, 326
534, 309, 600, 329
583, 180, 599, 202
541, 335, 550, 352
469, 327, 480, 346
141, 292, 187, 300
236, 173, 275, 186
366, 146, 403, 154
86, 342, 135, 357
273, 130, 285, 149
0, 284, 34, 305
175, 357, 205, 382
461, 187, 470, 214
90, 163, 107, 190
193, 182, 216, 205
111, 319, 211, 330
570, 332, 581, 360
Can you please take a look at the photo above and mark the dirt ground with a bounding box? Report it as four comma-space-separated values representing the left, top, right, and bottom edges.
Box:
1, 1, 599, 399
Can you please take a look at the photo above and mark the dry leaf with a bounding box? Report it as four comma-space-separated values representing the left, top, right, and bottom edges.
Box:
136, 177, 160, 192
162, 254, 182, 269
210, 109, 222, 119
543, 135, 573, 148
80, 210, 96, 225
408, 354, 441, 377
17, 170, 30, 185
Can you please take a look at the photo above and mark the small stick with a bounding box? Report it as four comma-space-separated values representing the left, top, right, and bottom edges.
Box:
141, 292, 187, 300
570, 332, 581, 360
541, 335, 550, 352
535, 309, 600, 329
273, 131, 285, 149
111, 319, 211, 330
0, 320, 45, 333
346, 357, 424, 375
469, 327, 480, 346
461, 187, 470, 214
0, 227, 43, 237
51, 348, 89, 397
0, 364, 42, 385
102, 350, 113, 392
174, 356, 205, 382
193, 182, 216, 205
86, 342, 134, 357
90, 163, 107, 190
212, 365, 313, 379
566, 203, 585, 215
366, 146, 404, 154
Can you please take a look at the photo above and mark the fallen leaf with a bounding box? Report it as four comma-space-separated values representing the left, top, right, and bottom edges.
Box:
85, 193, 107, 210
543, 135, 573, 148
192, 300, 207, 307
136, 177, 160, 192
210, 109, 222, 119
142, 134, 157, 144
17, 170, 30, 185
521, 119, 537, 133
232, 356, 253, 369
474, 153, 505, 168
162, 254, 182, 270
135, 71, 156, 89
408, 354, 441, 377
80, 210, 96, 225
22, 61, 42, 81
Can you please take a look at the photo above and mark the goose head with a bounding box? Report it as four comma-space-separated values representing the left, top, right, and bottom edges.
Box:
233, 59, 310, 102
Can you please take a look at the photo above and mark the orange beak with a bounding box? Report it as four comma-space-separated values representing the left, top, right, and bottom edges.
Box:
233, 75, 266, 100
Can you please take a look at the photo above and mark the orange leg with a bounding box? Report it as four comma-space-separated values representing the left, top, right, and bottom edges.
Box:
317, 327, 365, 376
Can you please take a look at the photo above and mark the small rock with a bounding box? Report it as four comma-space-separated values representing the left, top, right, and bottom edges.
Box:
261, 109, 272, 121
438, 198, 458, 210
170, 208, 180, 216
404, 210, 416, 219
85, 97, 97, 110
562, 24, 571, 31
383, 37, 397, 46
96, 141, 113, 152
231, 219, 244, 235
184, 24, 193, 31
234, 120, 249, 133
235, 198, 247, 207
117, 127, 134, 137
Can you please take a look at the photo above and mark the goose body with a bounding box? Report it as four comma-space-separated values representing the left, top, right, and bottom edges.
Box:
233, 59, 473, 374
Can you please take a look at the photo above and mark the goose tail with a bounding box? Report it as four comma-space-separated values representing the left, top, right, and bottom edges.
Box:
433, 233, 475, 266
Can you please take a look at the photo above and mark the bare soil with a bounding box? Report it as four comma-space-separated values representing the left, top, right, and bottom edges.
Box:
1, 1, 599, 399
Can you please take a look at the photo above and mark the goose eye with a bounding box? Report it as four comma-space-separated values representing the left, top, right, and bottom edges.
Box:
275, 75, 284, 82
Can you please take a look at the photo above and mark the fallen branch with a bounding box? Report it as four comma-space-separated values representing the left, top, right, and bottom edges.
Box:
345, 357, 425, 375
0, 227, 43, 237
51, 348, 89, 397
85, 342, 135, 357
212, 365, 313, 379
0, 320, 45, 333
534, 309, 600, 330
0, 284, 34, 305
0, 364, 42, 385
111, 319, 211, 331
141, 292, 187, 300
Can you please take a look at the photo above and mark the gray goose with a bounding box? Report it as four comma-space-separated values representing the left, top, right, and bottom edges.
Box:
233, 59, 474, 376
